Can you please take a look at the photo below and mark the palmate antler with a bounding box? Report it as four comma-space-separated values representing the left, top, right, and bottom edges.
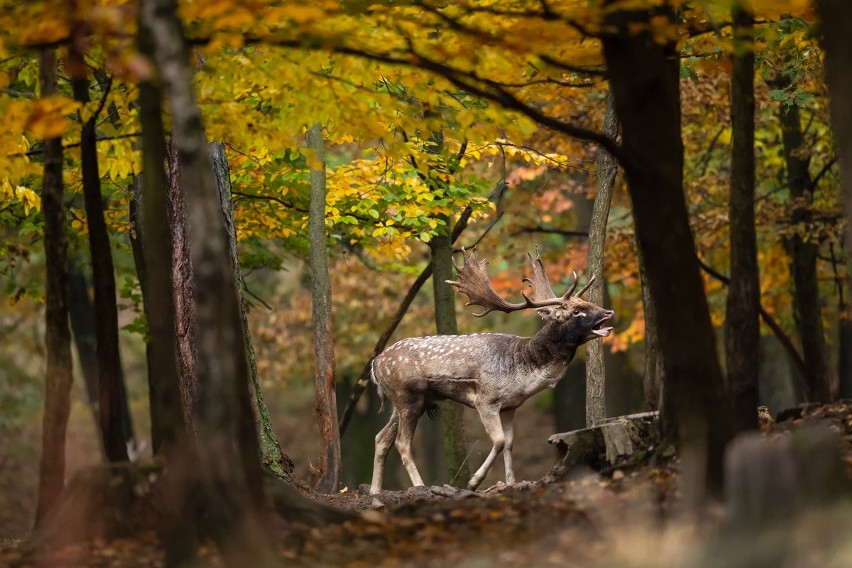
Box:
523, 247, 597, 301
446, 248, 564, 317
447, 248, 597, 317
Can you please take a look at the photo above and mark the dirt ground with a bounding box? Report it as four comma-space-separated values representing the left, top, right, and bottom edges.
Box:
2, 402, 852, 568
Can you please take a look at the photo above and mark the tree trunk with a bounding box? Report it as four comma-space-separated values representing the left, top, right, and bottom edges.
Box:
585, 91, 619, 427
35, 47, 75, 526
774, 75, 831, 403
210, 141, 293, 481
68, 34, 129, 463
307, 123, 342, 493
815, 0, 852, 398
602, 8, 732, 503
135, 18, 186, 458
431, 220, 470, 486
142, 0, 270, 562
166, 139, 199, 435
67, 253, 101, 427
638, 245, 664, 413
726, 2, 761, 432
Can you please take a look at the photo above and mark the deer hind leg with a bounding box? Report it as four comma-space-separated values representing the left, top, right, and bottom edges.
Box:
395, 405, 425, 488
500, 408, 516, 484
468, 405, 505, 490
370, 408, 399, 494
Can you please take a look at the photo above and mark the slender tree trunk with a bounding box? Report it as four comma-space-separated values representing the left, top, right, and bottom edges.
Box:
431, 220, 470, 486
68, 32, 129, 463
142, 0, 270, 562
585, 91, 619, 427
774, 76, 831, 403
67, 254, 101, 422
210, 141, 293, 481
35, 47, 74, 526
726, 2, 761, 432
136, 19, 186, 459
307, 123, 342, 493
602, 8, 732, 503
815, 0, 852, 398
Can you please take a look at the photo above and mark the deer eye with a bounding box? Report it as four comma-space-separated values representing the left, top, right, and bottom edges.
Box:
572, 309, 582, 316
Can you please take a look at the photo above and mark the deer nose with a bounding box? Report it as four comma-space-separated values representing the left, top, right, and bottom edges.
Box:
605, 310, 615, 320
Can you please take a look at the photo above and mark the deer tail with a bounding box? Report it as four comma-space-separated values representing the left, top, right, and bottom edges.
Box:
371, 358, 385, 413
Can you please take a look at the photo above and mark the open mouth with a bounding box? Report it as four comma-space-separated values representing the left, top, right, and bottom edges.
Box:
589, 313, 614, 338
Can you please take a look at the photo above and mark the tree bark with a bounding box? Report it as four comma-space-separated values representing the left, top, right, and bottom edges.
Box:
166, 139, 199, 435
815, 0, 852, 398
726, 2, 761, 432
68, 32, 129, 463
638, 245, 664, 413
210, 141, 293, 481
602, 7, 732, 503
774, 75, 831, 403
67, 253, 102, 427
431, 220, 470, 486
35, 47, 75, 526
142, 0, 270, 562
585, 91, 619, 427
135, 18, 186, 458
307, 123, 342, 493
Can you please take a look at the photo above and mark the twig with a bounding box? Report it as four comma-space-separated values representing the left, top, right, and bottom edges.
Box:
697, 258, 809, 398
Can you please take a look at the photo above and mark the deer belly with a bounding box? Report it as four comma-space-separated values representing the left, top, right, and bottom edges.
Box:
424, 377, 478, 407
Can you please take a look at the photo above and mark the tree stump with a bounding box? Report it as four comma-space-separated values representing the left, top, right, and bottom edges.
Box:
546, 412, 659, 478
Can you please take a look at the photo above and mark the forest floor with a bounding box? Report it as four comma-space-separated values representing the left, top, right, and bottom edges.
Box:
2, 401, 852, 568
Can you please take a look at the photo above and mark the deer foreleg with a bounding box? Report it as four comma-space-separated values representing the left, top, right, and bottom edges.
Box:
370, 409, 399, 494
468, 406, 505, 490
500, 408, 516, 484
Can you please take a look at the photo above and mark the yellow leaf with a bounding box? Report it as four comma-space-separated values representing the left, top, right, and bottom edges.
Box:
25, 96, 80, 139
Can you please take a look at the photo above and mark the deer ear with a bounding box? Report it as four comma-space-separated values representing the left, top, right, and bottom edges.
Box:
535, 306, 556, 319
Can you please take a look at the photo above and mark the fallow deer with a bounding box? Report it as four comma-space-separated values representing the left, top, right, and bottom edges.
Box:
369, 248, 614, 494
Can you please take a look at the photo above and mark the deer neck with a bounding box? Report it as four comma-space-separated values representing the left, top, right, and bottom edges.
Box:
525, 320, 580, 368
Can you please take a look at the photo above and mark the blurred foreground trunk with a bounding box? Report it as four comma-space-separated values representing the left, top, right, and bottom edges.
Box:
35, 47, 75, 526
142, 0, 271, 562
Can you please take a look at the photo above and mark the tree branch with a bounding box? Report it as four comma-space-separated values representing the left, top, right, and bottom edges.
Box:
697, 258, 809, 396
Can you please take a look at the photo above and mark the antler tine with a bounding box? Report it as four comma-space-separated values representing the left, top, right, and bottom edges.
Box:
560, 271, 579, 299
446, 249, 563, 317
575, 275, 596, 297
522, 247, 558, 302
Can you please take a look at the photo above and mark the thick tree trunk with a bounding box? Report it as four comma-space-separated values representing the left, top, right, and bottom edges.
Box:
585, 91, 618, 427
638, 246, 664, 413
210, 141, 293, 481
68, 37, 129, 463
135, 19, 186, 458
35, 47, 75, 526
142, 0, 270, 562
774, 76, 831, 403
431, 220, 470, 486
726, 3, 761, 432
602, 8, 732, 503
307, 123, 342, 493
815, 0, 852, 398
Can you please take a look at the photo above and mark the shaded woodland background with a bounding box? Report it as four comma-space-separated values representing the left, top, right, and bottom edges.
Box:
1, 0, 852, 565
